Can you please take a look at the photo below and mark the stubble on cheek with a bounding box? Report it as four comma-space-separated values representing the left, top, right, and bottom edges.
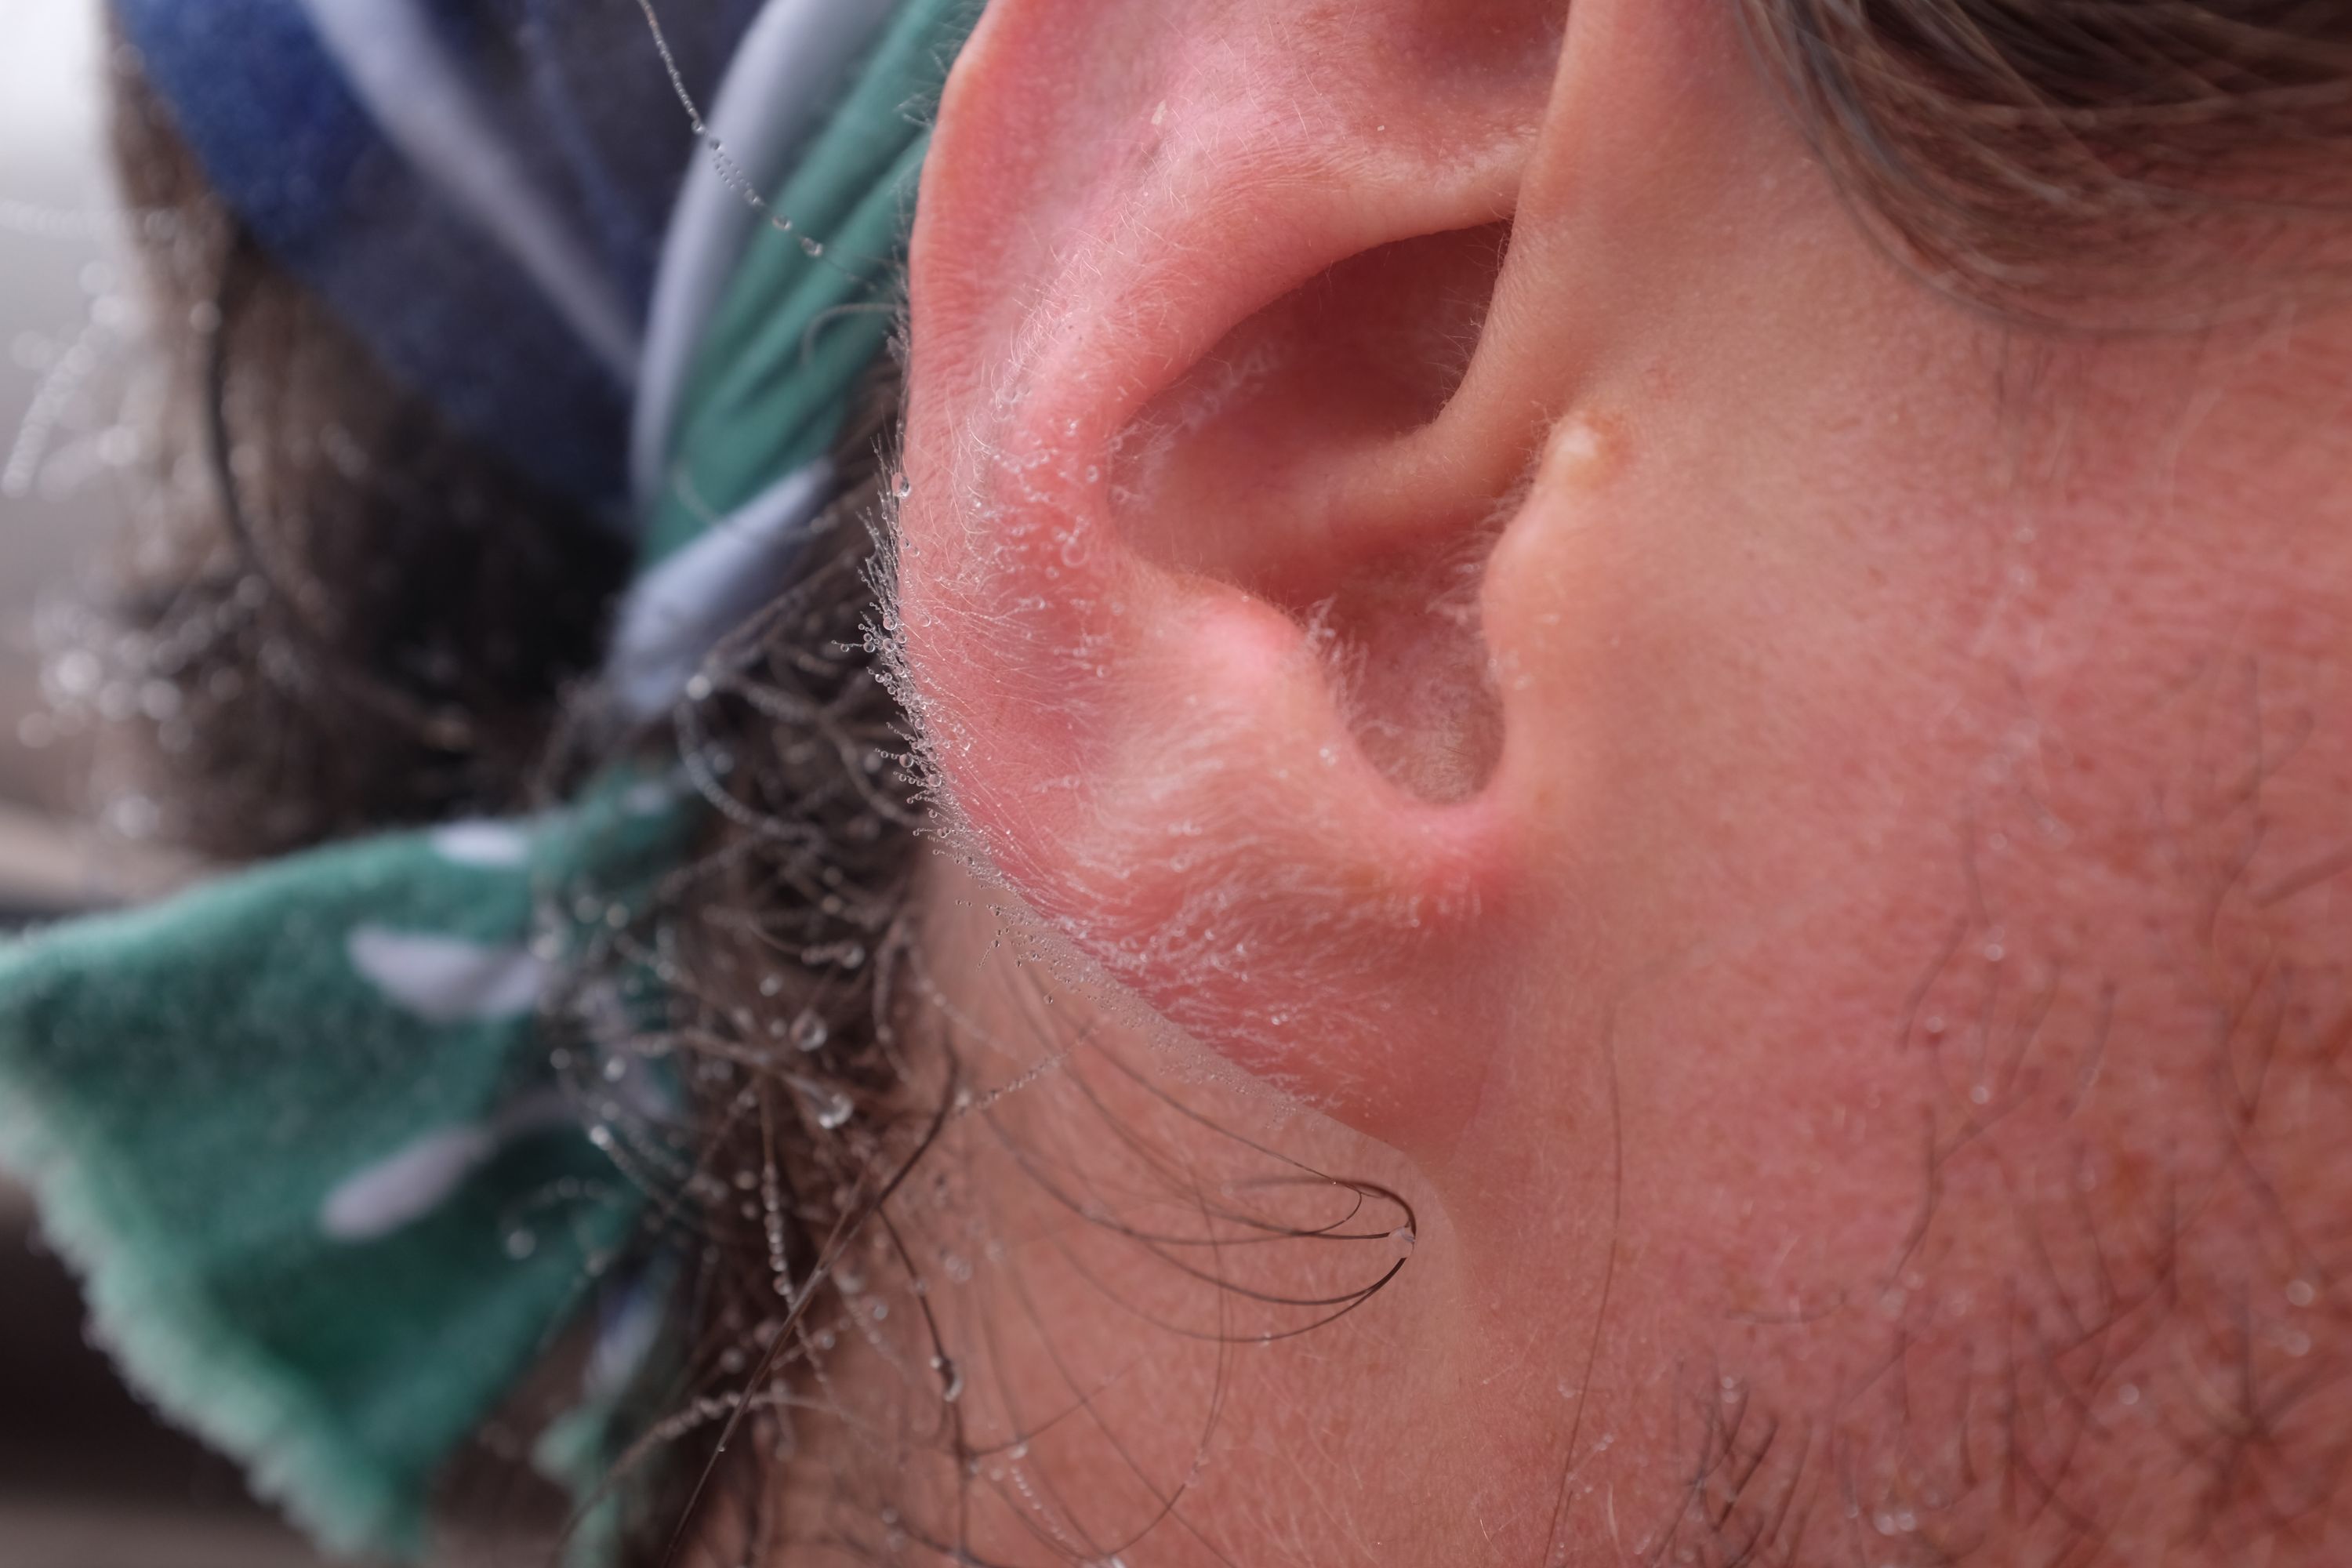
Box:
1646, 651, 2352, 1568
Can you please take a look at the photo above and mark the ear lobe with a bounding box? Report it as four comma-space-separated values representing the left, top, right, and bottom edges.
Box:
894, 0, 1568, 1149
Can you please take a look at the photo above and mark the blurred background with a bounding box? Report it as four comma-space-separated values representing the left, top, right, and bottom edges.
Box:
1, 2, 328, 1560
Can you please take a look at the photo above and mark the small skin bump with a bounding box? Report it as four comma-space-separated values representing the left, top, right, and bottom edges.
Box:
1541, 410, 1615, 487
1485, 408, 1622, 604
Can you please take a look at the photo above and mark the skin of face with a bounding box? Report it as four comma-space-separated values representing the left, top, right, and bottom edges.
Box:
760, 1, 2352, 1563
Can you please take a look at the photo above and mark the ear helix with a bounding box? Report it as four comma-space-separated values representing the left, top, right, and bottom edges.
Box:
891, 0, 1569, 1145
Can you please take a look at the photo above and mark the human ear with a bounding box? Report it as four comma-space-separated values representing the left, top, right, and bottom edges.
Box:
892, 0, 1576, 1150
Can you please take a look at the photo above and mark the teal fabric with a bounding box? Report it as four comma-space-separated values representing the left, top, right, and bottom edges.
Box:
0, 782, 687, 1555
0, 2, 979, 1560
644, 0, 974, 561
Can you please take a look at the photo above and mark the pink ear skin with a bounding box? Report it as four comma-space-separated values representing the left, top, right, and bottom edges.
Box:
895, 0, 1572, 1154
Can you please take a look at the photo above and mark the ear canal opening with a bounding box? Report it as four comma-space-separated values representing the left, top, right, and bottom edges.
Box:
1109, 223, 1514, 804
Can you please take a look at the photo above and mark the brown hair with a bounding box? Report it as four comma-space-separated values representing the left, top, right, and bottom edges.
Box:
88, 48, 633, 860
1741, 0, 2352, 309
90, 26, 917, 1560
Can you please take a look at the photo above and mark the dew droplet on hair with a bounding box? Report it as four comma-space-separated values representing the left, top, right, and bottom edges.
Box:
794, 1078, 851, 1129
638, 0, 831, 260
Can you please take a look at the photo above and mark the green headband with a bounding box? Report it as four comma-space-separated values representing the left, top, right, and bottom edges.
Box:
0, 3, 975, 1559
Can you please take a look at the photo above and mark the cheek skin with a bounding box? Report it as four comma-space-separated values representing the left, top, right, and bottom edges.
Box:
1468, 223, 2352, 1551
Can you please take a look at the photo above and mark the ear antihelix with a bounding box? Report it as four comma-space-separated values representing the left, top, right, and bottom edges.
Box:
1102, 221, 1518, 805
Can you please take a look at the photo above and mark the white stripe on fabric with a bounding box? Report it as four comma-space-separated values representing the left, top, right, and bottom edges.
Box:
318, 1091, 575, 1241
347, 926, 546, 1025
296, 0, 643, 384
430, 819, 534, 869
603, 459, 834, 720
630, 0, 899, 511
319, 1122, 497, 1240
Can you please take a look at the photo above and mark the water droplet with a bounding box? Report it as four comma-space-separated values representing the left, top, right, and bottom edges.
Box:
891, 470, 913, 499
799, 236, 826, 258
2288, 1279, 2317, 1308
505, 1229, 538, 1260
800, 1081, 852, 1130
790, 1011, 829, 1053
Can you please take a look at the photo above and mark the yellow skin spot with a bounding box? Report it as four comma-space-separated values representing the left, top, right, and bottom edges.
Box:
1541, 412, 1612, 485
